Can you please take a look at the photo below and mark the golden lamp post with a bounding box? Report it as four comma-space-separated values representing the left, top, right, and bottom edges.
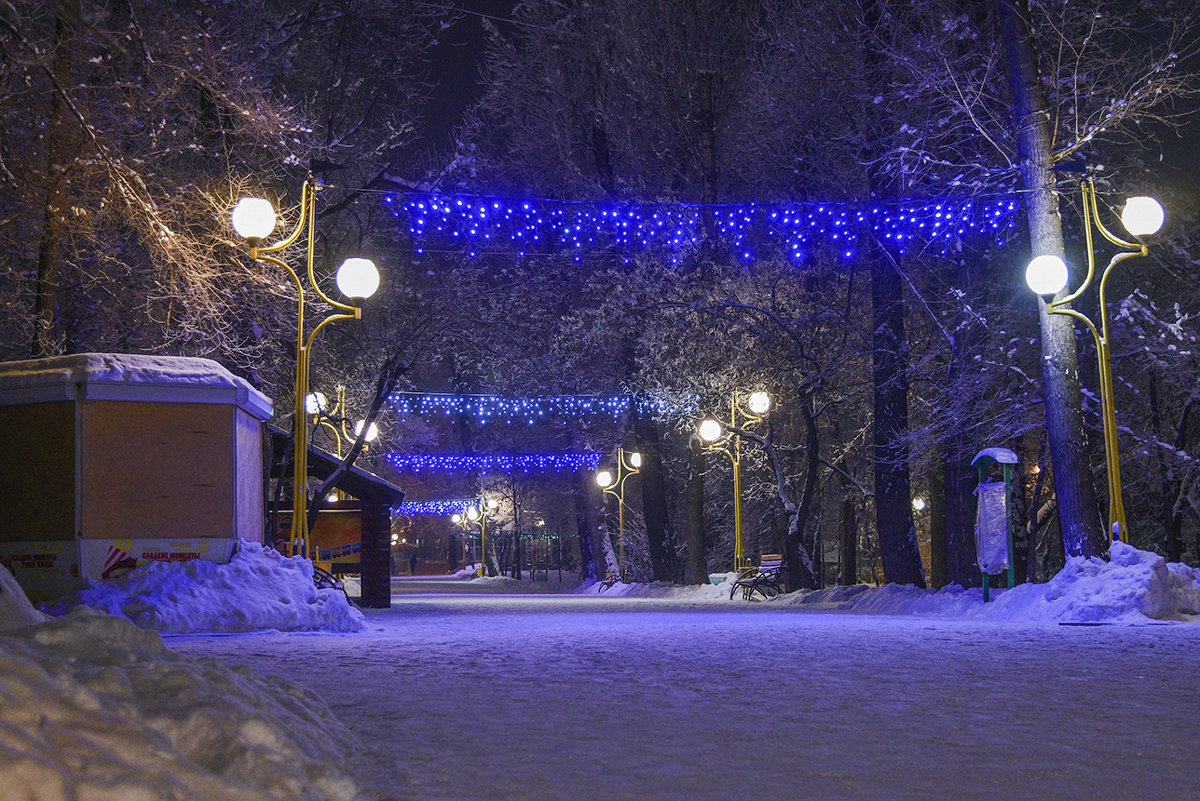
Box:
697, 390, 771, 570
465, 497, 499, 576
595, 447, 642, 580
1025, 179, 1164, 544
232, 174, 380, 556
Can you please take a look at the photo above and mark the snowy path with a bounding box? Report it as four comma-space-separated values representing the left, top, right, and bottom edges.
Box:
170, 594, 1200, 801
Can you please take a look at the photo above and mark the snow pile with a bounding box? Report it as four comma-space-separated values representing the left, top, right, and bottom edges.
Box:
579, 544, 1200, 624
50, 541, 364, 633
782, 543, 1200, 623
977, 541, 1200, 623
0, 605, 362, 801
1, 563, 51, 631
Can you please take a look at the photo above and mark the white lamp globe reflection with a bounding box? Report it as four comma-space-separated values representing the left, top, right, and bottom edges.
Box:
1120, 196, 1164, 237
486, 498, 499, 510
629, 452, 643, 469
451, 513, 463, 525
596, 469, 615, 489
1025, 255, 1070, 296
912, 497, 927, 512
231, 197, 276, 240
466, 505, 481, 522
336, 257, 380, 299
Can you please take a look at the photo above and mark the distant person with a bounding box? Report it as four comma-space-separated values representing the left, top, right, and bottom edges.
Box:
409, 552, 418, 575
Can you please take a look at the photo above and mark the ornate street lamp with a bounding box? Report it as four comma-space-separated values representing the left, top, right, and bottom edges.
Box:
232, 174, 380, 556
1025, 179, 1163, 543
305, 385, 380, 460
465, 497, 499, 576
595, 447, 642, 580
698, 390, 771, 570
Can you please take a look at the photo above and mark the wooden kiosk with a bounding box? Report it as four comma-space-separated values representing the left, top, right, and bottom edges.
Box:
0, 353, 272, 601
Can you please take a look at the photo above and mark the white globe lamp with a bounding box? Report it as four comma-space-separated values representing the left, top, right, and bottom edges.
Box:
336, 257, 380, 299
1121, 196, 1164, 237
304, 391, 328, 416
747, 391, 771, 416
698, 418, 724, 443
1026, 255, 1070, 296
231, 198, 277, 241
353, 419, 379, 443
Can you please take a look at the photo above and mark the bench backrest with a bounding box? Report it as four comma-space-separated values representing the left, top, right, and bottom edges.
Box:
759, 554, 784, 570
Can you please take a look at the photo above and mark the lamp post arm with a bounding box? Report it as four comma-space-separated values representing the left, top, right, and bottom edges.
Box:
315, 418, 343, 454
1045, 303, 1103, 352
305, 309, 360, 353
251, 251, 304, 297
255, 175, 318, 255
1085, 179, 1142, 250
1098, 249, 1146, 339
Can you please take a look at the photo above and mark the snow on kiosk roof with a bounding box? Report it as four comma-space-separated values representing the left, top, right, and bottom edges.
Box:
0, 353, 273, 604
0, 352, 272, 418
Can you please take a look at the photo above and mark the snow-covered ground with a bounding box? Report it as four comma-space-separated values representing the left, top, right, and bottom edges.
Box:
173, 590, 1200, 801
5, 542, 1200, 800
0, 545, 366, 801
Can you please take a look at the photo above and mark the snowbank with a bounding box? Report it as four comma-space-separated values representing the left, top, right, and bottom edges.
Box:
1, 563, 51, 631
974, 541, 1200, 623
48, 541, 364, 633
588, 544, 1200, 624
0, 605, 362, 801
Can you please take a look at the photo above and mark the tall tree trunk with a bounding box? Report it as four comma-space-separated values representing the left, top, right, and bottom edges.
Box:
685, 434, 707, 583
943, 254, 986, 586
784, 399, 821, 590
634, 416, 675, 581
872, 255, 926, 587
1000, 0, 1101, 557
927, 456, 948, 589
838, 497, 857, 585
33, 6, 77, 357
573, 470, 598, 581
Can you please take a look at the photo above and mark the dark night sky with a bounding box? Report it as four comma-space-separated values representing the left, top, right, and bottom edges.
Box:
421, 0, 516, 151
416, 2, 1197, 214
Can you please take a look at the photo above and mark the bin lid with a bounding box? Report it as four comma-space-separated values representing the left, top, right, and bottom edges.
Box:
970, 447, 1019, 468
0, 353, 273, 420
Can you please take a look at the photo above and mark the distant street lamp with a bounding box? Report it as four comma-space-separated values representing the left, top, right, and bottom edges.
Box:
306, 384, 381, 461
1025, 178, 1163, 544
232, 173, 380, 556
465, 497, 499, 576
698, 390, 771, 570
595, 447, 641, 579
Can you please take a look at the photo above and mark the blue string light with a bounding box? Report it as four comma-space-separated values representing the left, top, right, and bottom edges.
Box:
388, 392, 662, 425
394, 499, 475, 516
383, 192, 1020, 260
385, 453, 602, 474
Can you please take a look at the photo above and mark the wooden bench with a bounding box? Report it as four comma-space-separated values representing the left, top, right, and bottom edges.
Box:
597, 571, 621, 592
729, 553, 785, 601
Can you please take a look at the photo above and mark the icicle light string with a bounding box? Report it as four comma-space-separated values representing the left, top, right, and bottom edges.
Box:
388, 392, 668, 424
385, 453, 602, 474
384, 192, 1020, 261
394, 499, 476, 516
